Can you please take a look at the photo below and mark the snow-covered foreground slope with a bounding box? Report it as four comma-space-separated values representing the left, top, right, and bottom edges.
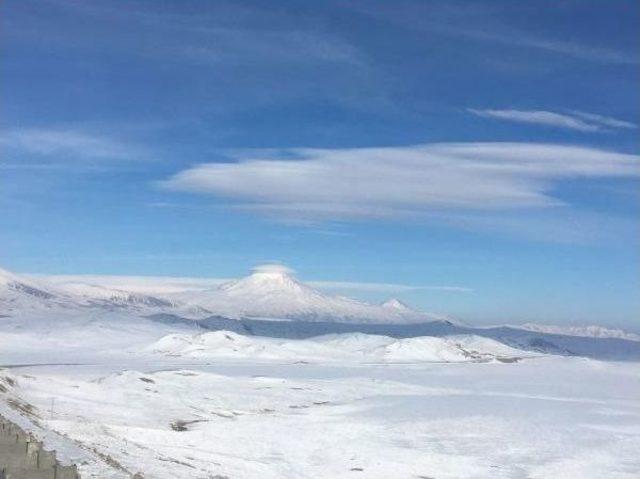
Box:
2, 354, 639, 479
1, 308, 640, 478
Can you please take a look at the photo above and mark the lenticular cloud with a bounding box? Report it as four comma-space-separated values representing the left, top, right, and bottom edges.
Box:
162, 142, 640, 221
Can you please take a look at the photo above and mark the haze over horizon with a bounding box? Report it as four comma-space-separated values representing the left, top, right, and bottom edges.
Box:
2, 0, 639, 327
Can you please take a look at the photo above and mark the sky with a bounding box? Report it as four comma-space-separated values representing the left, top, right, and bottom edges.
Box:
1, 0, 639, 327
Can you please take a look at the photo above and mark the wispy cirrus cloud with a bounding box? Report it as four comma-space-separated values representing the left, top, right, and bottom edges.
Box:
0, 128, 148, 167
180, 28, 363, 67
569, 111, 638, 130
353, 3, 639, 66
468, 109, 637, 132
33, 0, 364, 68
161, 142, 640, 223
453, 28, 640, 66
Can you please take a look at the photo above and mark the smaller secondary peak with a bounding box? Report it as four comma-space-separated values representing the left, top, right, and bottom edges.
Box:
381, 298, 412, 311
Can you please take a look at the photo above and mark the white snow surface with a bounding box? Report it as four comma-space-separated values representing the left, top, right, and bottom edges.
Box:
1, 309, 639, 479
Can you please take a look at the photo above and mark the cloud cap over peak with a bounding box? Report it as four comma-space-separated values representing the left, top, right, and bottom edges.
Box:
251, 263, 295, 276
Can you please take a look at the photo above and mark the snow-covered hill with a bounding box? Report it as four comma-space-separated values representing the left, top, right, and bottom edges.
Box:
175, 264, 440, 323
146, 330, 532, 363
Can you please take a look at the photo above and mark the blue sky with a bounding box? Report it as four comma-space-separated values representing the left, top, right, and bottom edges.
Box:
1, 0, 639, 326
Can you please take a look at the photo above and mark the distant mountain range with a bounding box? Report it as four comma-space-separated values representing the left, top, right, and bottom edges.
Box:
0, 266, 181, 313
2, 265, 638, 344
1, 264, 439, 323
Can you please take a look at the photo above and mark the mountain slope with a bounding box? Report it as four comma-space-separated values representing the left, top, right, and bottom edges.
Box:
0, 267, 195, 316
0, 267, 70, 312
55, 282, 178, 309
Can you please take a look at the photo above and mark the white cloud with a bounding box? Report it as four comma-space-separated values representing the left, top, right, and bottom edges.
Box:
34, 273, 470, 295
251, 263, 295, 275
468, 109, 637, 132
309, 281, 472, 293
33, 274, 229, 295
161, 142, 640, 221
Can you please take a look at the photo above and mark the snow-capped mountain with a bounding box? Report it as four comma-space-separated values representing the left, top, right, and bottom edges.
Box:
175, 264, 439, 324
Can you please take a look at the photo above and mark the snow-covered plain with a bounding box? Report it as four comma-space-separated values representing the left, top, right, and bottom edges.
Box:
2, 265, 640, 478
